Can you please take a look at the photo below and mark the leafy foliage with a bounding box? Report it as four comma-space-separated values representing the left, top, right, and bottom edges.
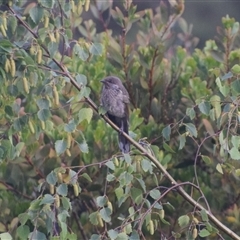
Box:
0, 0, 240, 239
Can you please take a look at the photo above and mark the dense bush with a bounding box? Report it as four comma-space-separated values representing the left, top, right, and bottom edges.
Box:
0, 0, 240, 239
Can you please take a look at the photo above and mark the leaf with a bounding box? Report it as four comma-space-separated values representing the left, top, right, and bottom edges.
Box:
90, 234, 101, 240
16, 225, 30, 240
46, 171, 57, 185
78, 108, 93, 124
184, 123, 197, 138
76, 74, 87, 86
29, 6, 44, 24
198, 101, 210, 115
36, 98, 50, 109
89, 212, 99, 225
89, 43, 103, 55
28, 231, 47, 240
201, 155, 212, 165
220, 71, 233, 81
64, 120, 76, 132
55, 140, 67, 155
229, 147, 240, 160
37, 109, 51, 121
186, 107, 196, 120
231, 64, 240, 74
141, 159, 152, 173
81, 173, 92, 182
200, 209, 208, 221
56, 183, 68, 196
48, 42, 58, 58
178, 215, 190, 228
105, 161, 115, 170
123, 153, 131, 164
107, 174, 116, 182
40, 194, 55, 205
199, 229, 210, 237
18, 213, 29, 225
179, 134, 186, 150
231, 79, 240, 93
7, 85, 18, 96
163, 142, 175, 153
40, 0, 55, 8
162, 125, 171, 141
74, 44, 89, 61
216, 77, 229, 97
96, 196, 108, 208
216, 163, 223, 174
100, 207, 111, 222
108, 229, 118, 239
0, 232, 12, 240
149, 189, 161, 200
116, 232, 128, 240
77, 141, 89, 153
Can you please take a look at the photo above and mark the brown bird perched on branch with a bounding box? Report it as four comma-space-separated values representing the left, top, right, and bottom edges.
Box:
100, 76, 130, 153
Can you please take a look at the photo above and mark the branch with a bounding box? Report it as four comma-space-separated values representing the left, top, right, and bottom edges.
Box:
9, 7, 240, 240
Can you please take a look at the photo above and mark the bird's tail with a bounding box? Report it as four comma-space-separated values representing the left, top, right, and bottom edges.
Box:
118, 117, 130, 153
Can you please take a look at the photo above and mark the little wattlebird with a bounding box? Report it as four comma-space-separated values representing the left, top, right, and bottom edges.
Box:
100, 76, 130, 153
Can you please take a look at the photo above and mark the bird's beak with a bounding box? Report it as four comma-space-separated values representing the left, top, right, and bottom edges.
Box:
100, 79, 105, 83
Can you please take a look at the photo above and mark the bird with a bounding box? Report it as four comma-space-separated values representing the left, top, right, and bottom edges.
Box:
100, 76, 130, 153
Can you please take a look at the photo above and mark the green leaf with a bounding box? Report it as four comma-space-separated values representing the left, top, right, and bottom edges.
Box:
96, 196, 108, 208
89, 212, 99, 225
186, 107, 196, 120
55, 140, 67, 155
108, 229, 118, 239
90, 234, 101, 240
200, 209, 208, 221
59, 222, 67, 239
74, 44, 89, 61
7, 85, 18, 96
130, 187, 142, 204
184, 123, 197, 138
40, 194, 55, 205
198, 101, 210, 115
78, 108, 93, 124
56, 183, 68, 196
46, 171, 58, 185
199, 229, 210, 237
231, 79, 240, 93
48, 42, 58, 58
37, 109, 51, 121
179, 134, 186, 150
76, 74, 87, 86
162, 125, 171, 141
17, 225, 30, 240
77, 141, 89, 153
18, 213, 29, 225
231, 64, 240, 74
81, 173, 92, 182
29, 6, 44, 24
216, 77, 229, 97
129, 231, 140, 240
37, 98, 49, 109
105, 161, 115, 170
216, 163, 223, 174
123, 153, 132, 164
201, 155, 212, 165
178, 215, 190, 228
29, 199, 41, 210
116, 232, 128, 240
163, 142, 175, 153
149, 189, 161, 200
229, 147, 240, 160
107, 173, 116, 182
89, 43, 103, 55
100, 207, 111, 222
40, 0, 55, 8
0, 232, 12, 240
64, 120, 76, 132
61, 196, 72, 211
141, 159, 152, 173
